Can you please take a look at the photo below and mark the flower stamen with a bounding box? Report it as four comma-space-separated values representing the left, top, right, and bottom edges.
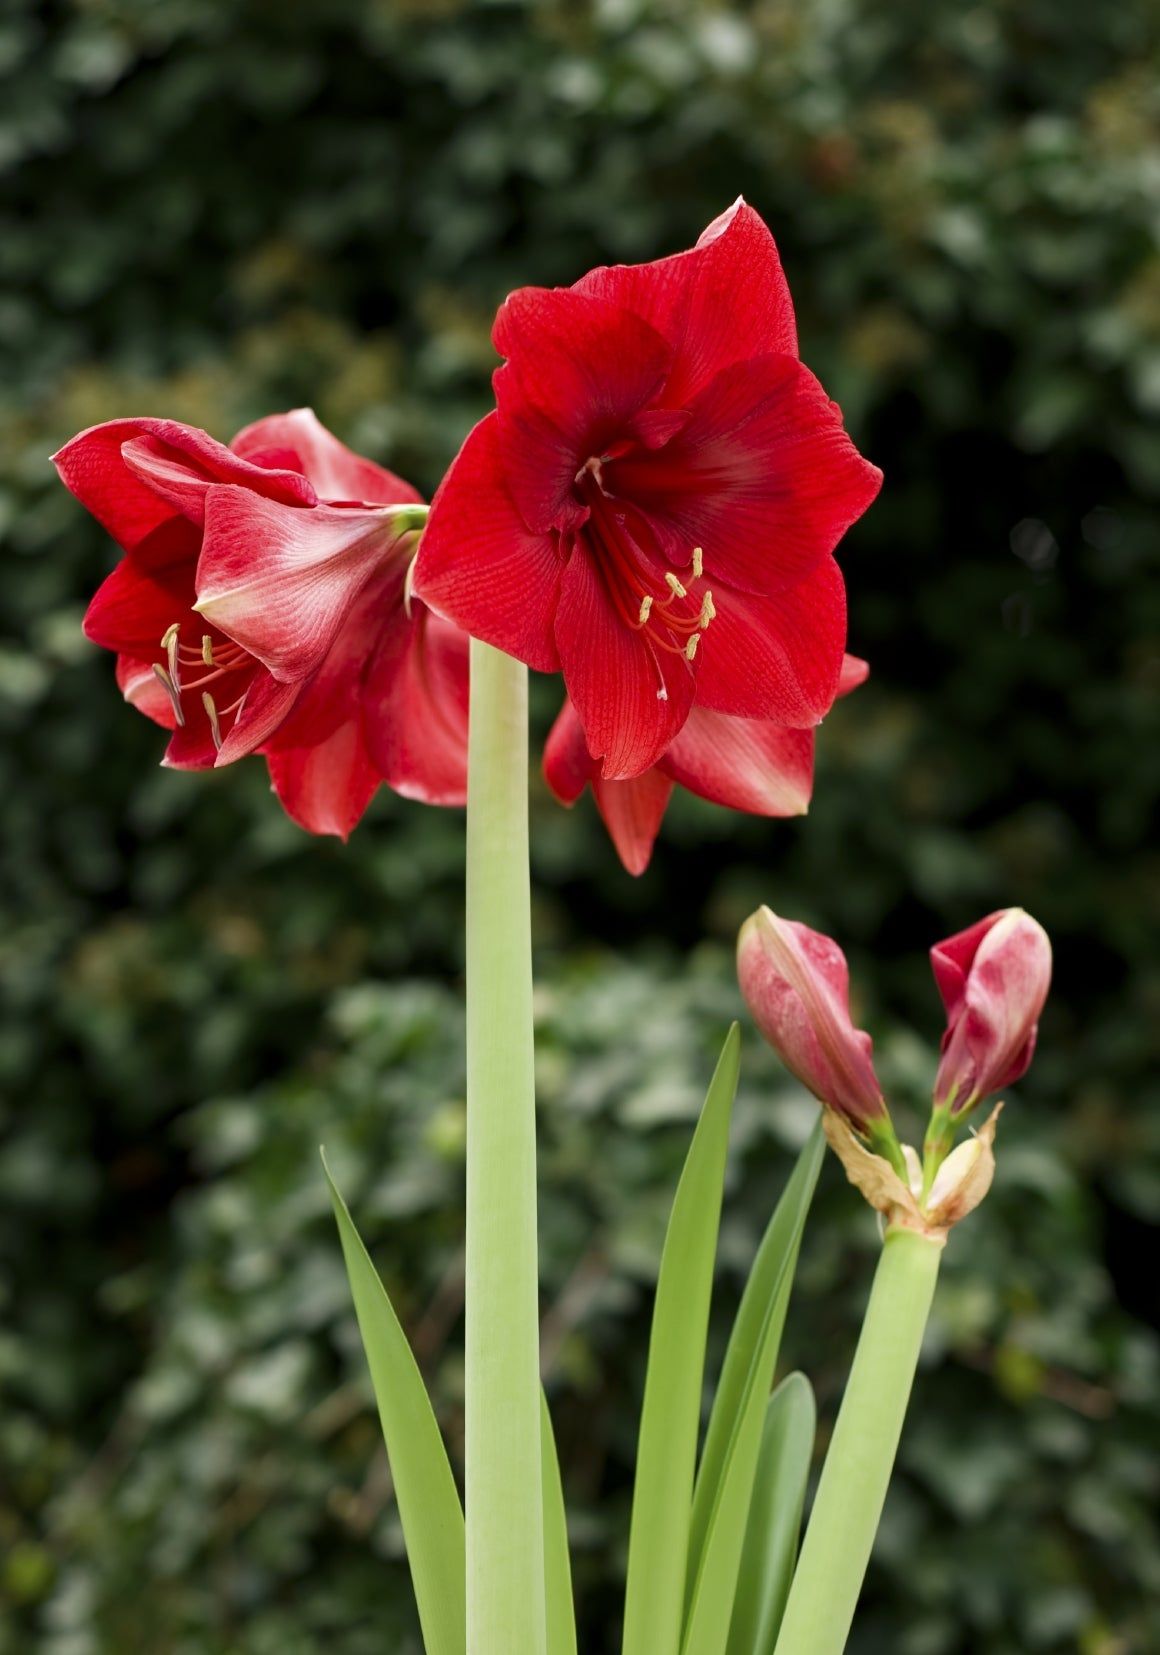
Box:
151, 663, 185, 726
160, 623, 181, 694
202, 692, 223, 750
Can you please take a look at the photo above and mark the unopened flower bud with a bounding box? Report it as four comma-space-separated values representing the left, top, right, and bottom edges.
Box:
931, 908, 1052, 1113
737, 907, 887, 1133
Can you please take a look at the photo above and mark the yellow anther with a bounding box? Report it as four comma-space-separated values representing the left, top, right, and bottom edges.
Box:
685, 634, 700, 662
151, 663, 185, 727
638, 595, 653, 625
202, 634, 215, 666
202, 692, 223, 751
691, 546, 703, 580
160, 622, 181, 691
699, 591, 716, 628
665, 572, 687, 599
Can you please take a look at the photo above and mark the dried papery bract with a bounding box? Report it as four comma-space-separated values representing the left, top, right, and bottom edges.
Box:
823, 1103, 1004, 1245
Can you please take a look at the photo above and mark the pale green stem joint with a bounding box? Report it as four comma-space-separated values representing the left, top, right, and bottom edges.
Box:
921, 1099, 958, 1198
465, 638, 547, 1655
773, 1226, 942, 1655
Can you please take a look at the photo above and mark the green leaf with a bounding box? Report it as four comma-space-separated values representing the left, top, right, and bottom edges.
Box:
541, 1391, 578, 1655
681, 1122, 824, 1655
323, 1151, 466, 1655
726, 1373, 816, 1655
621, 1024, 742, 1655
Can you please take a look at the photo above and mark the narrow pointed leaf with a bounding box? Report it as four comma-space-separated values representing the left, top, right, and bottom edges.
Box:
726, 1373, 816, 1655
681, 1124, 824, 1655
622, 1024, 742, 1655
688, 1120, 824, 1582
323, 1152, 466, 1655
541, 1391, 578, 1655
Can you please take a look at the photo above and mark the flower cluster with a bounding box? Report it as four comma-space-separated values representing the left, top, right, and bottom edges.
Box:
738, 905, 1052, 1238
56, 202, 880, 858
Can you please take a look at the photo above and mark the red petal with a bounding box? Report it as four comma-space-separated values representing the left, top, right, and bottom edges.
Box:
84, 538, 197, 654
694, 556, 847, 727
543, 699, 594, 805
54, 418, 314, 554
606, 354, 882, 598
592, 767, 674, 875
838, 653, 869, 696
214, 671, 302, 764
121, 431, 315, 525
230, 408, 422, 507
363, 607, 470, 806
55, 421, 196, 552
160, 703, 220, 769
492, 290, 672, 533
543, 699, 672, 875
572, 199, 798, 405
195, 488, 404, 682
553, 549, 694, 779
662, 709, 814, 815
115, 654, 178, 729
413, 413, 565, 674
264, 568, 398, 758
266, 719, 380, 840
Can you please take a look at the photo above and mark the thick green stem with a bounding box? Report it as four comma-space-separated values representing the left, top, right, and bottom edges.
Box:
465, 639, 546, 1655
773, 1226, 942, 1655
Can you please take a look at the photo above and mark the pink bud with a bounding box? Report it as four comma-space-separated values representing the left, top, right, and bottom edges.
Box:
737, 907, 886, 1130
931, 908, 1052, 1112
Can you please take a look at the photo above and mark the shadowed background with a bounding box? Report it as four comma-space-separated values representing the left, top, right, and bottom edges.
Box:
2, 2, 1158, 1651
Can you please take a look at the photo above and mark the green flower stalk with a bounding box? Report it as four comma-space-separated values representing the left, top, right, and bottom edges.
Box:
464, 639, 546, 1655
772, 1225, 942, 1655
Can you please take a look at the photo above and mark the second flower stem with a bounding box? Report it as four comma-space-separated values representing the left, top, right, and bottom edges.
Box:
465, 639, 546, 1655
773, 1225, 942, 1655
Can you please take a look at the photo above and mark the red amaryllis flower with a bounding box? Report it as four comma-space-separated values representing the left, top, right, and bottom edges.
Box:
931, 908, 1052, 1113
54, 409, 468, 838
546, 654, 869, 875
414, 199, 881, 779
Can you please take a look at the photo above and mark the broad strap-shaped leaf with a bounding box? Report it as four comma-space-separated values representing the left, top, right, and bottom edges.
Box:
726, 1373, 816, 1655
681, 1123, 824, 1655
323, 1152, 466, 1655
542, 1391, 578, 1655
621, 1024, 742, 1655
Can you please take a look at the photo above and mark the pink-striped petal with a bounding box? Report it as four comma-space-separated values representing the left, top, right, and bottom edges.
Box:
195, 487, 405, 682
230, 408, 421, 507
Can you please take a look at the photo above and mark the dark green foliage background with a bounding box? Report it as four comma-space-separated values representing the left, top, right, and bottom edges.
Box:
2, 2, 1158, 1651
